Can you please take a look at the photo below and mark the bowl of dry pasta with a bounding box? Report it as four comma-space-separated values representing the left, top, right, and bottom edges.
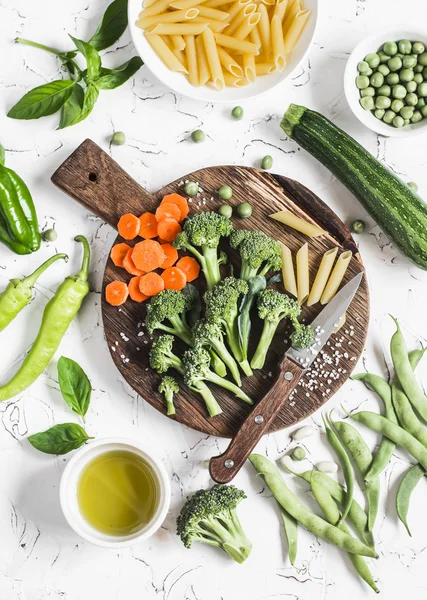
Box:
128, 0, 318, 102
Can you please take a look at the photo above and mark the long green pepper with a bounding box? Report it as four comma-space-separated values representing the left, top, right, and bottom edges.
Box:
0, 236, 90, 401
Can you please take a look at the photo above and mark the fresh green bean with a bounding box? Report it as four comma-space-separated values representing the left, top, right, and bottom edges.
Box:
331, 417, 380, 532
279, 507, 298, 565
310, 473, 379, 593
249, 454, 377, 557
396, 464, 425, 536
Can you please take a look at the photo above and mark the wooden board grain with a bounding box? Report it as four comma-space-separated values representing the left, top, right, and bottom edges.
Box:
52, 140, 369, 438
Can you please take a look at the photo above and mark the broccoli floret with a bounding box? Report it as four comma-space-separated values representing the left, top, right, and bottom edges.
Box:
173, 212, 233, 290
192, 318, 242, 386
150, 335, 222, 417
146, 289, 193, 344
158, 375, 179, 416
204, 276, 252, 375
230, 229, 282, 281
176, 484, 252, 564
182, 346, 253, 405
251, 289, 301, 370
290, 323, 315, 349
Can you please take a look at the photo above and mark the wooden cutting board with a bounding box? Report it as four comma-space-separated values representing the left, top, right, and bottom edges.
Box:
51, 139, 369, 438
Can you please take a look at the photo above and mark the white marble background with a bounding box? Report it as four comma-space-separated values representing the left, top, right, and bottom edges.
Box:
1, 0, 427, 598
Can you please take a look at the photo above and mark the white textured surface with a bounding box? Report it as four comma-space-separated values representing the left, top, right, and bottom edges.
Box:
1, 1, 427, 599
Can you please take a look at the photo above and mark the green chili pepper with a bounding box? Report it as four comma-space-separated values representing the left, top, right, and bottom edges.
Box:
0, 162, 41, 254
0, 236, 90, 401
0, 253, 68, 333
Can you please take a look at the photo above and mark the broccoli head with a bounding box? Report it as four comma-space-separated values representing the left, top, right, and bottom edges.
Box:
230, 229, 282, 281
176, 484, 252, 564
158, 375, 179, 416
149, 334, 183, 374
290, 323, 315, 349
145, 289, 193, 345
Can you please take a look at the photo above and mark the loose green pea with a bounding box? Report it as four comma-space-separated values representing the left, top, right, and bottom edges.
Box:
421, 105, 427, 117
374, 108, 385, 120
411, 110, 423, 123
418, 82, 427, 97
406, 92, 418, 106
377, 64, 390, 76
400, 106, 414, 120
414, 64, 424, 73
184, 181, 199, 196
417, 98, 426, 108
414, 73, 424, 84
261, 155, 273, 170
391, 99, 404, 113
360, 96, 375, 111
358, 60, 370, 74
352, 219, 365, 234
237, 201, 252, 218
398, 40, 412, 55
191, 129, 205, 143
42, 228, 57, 242
356, 75, 370, 89
404, 119, 410, 126
403, 55, 417, 68
379, 51, 389, 63
375, 96, 391, 109
218, 185, 233, 200
383, 41, 398, 56
413, 42, 425, 55
377, 84, 391, 97
392, 84, 407, 99
400, 68, 414, 82
360, 87, 375, 97
370, 72, 384, 88
388, 56, 403, 71
218, 204, 233, 218
365, 53, 380, 68
393, 115, 404, 128
231, 106, 244, 120
406, 80, 417, 93
291, 446, 306, 461
387, 73, 399, 85
365, 67, 373, 76
407, 181, 418, 192
419, 52, 427, 66
111, 131, 125, 145
383, 110, 396, 124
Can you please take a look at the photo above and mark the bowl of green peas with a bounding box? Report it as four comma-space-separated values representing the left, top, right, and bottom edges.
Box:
344, 30, 427, 136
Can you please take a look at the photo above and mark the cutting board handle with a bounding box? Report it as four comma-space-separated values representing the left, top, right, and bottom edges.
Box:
51, 139, 155, 227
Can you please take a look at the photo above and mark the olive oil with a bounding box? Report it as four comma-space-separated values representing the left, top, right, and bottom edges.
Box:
77, 450, 159, 536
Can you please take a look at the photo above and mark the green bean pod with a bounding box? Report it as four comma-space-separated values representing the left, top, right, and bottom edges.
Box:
249, 454, 377, 558
322, 414, 355, 523
310, 473, 379, 593
279, 507, 298, 565
396, 464, 425, 536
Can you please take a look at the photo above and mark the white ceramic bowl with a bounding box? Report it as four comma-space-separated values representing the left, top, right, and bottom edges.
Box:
59, 437, 171, 548
344, 29, 427, 137
128, 0, 319, 103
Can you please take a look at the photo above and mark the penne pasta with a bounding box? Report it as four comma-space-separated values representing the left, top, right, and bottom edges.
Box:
234, 12, 261, 41
283, 0, 301, 33
138, 0, 171, 19
273, 0, 288, 21
279, 241, 297, 298
217, 47, 244, 77
320, 251, 352, 305
296, 242, 309, 305
197, 5, 230, 20
137, 8, 199, 30
171, 34, 186, 50
215, 33, 259, 54
150, 22, 208, 34
283, 8, 311, 54
162, 35, 175, 51
271, 14, 286, 70
306, 247, 338, 307
255, 61, 275, 74
184, 35, 199, 86
145, 33, 189, 72
170, 0, 204, 9
203, 0, 235, 7
143, 0, 160, 8
195, 34, 211, 84
223, 72, 249, 86
249, 24, 262, 49
223, 4, 256, 36
173, 48, 187, 68
243, 52, 256, 81
269, 210, 327, 237
227, 0, 252, 22
257, 3, 271, 58
261, 0, 275, 5
203, 27, 225, 90
192, 16, 229, 32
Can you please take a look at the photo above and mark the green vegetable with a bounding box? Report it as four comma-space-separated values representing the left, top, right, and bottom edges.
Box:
396, 464, 425, 537
400, 68, 414, 82
361, 86, 375, 97
173, 211, 232, 290
370, 72, 384, 88
406, 81, 417, 93
237, 201, 252, 218
414, 72, 424, 84
406, 92, 418, 105
351, 219, 365, 233
399, 40, 412, 55
289, 323, 315, 348
59, 84, 85, 129
291, 446, 306, 461
158, 375, 179, 416
218, 204, 232, 217
358, 60, 370, 73
230, 229, 281, 281
191, 129, 205, 143
261, 155, 273, 170
420, 52, 427, 66
403, 55, 417, 68
356, 75, 370, 89
57, 356, 92, 420
374, 108, 385, 119
383, 109, 396, 123
111, 131, 126, 145
393, 115, 404, 128
69, 36, 102, 79
377, 64, 390, 76
377, 84, 391, 96
146, 289, 193, 344
280, 507, 298, 564
383, 41, 398, 56
8, 80, 77, 120
238, 275, 266, 375
0, 144, 5, 166
88, 0, 129, 51
42, 228, 57, 242
0, 253, 67, 333
281, 105, 427, 270
388, 56, 402, 71
218, 185, 233, 200
28, 423, 93, 455
411, 110, 423, 122
401, 106, 414, 119
365, 53, 380, 68
387, 72, 399, 84
184, 181, 199, 196
375, 95, 391, 109
177, 484, 252, 563
231, 105, 244, 120
412, 42, 425, 55
391, 99, 404, 113
0, 236, 90, 401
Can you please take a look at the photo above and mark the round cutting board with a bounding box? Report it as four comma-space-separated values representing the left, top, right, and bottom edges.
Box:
51, 140, 369, 438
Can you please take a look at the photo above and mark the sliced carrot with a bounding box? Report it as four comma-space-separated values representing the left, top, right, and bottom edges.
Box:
160, 243, 179, 269
176, 256, 200, 282
118, 214, 140, 240
110, 243, 131, 268
106, 281, 128, 306
139, 272, 165, 297
157, 238, 170, 244
132, 239, 166, 272
123, 248, 145, 276
160, 193, 189, 220
162, 266, 187, 291
139, 212, 158, 239
155, 202, 181, 222
128, 277, 148, 302
157, 218, 182, 242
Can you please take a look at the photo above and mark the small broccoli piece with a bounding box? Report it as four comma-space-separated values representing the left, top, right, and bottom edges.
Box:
173, 212, 233, 290
182, 346, 253, 405
290, 323, 315, 349
177, 484, 252, 564
192, 318, 242, 386
251, 289, 301, 370
158, 375, 179, 416
204, 277, 252, 376
230, 229, 282, 281
146, 289, 193, 344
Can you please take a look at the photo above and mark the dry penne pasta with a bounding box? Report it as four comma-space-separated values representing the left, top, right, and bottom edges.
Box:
283, 0, 302, 33
283, 8, 311, 54
261, 0, 275, 5
162, 35, 175, 51
171, 34, 186, 50
279, 241, 297, 298
243, 52, 256, 81
269, 210, 327, 237
234, 12, 260, 40
223, 4, 256, 36
204, 0, 234, 7
217, 47, 244, 77
203, 27, 225, 90
170, 0, 204, 9
145, 33, 189, 72
274, 0, 288, 21
227, 0, 252, 22
257, 3, 271, 58
223, 72, 249, 86
138, 0, 171, 19
271, 14, 286, 70
137, 8, 199, 30
197, 6, 230, 20
306, 248, 338, 307
143, 0, 160, 8
215, 33, 259, 54
320, 251, 352, 305
173, 48, 187, 67
255, 61, 274, 74
296, 242, 309, 305
195, 34, 211, 84
184, 35, 199, 85
249, 25, 262, 49
192, 16, 229, 32
151, 22, 208, 35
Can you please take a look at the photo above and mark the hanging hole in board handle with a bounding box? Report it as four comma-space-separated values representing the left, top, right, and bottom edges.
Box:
88, 172, 97, 182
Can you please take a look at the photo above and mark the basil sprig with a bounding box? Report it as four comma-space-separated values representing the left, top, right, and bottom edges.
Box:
57, 356, 92, 420
28, 423, 93, 455
8, 0, 142, 128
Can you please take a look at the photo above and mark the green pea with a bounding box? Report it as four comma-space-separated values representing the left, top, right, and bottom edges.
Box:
406, 80, 417, 93
377, 64, 390, 76
414, 73, 424, 84
403, 55, 417, 68
411, 110, 423, 123
231, 106, 244, 120
377, 84, 391, 97
184, 181, 199, 196
419, 52, 427, 66
375, 95, 391, 109
365, 53, 380, 68
291, 446, 306, 461
406, 92, 418, 106
399, 68, 414, 82
374, 108, 385, 120
378, 51, 389, 63
392, 84, 407, 99
357, 60, 370, 74
42, 228, 57, 242
413, 42, 425, 55
421, 105, 427, 117
407, 181, 418, 192
261, 155, 273, 170
388, 56, 403, 71
218, 204, 233, 218
417, 98, 426, 108
365, 67, 373, 76
383, 110, 396, 124
387, 72, 399, 85
237, 201, 252, 218
111, 131, 125, 145
398, 40, 412, 55
360, 87, 375, 97
400, 106, 414, 120
414, 64, 424, 73
418, 82, 427, 97
383, 41, 398, 56
360, 96, 375, 111
393, 115, 404, 128
370, 72, 384, 88
396, 53, 404, 59
404, 119, 410, 126
218, 185, 233, 200
356, 75, 370, 89
191, 129, 205, 143
424, 67, 427, 79
352, 219, 365, 234
391, 99, 404, 113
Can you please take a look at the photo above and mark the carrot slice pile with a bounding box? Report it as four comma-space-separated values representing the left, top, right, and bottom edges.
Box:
128, 276, 148, 302
139, 212, 158, 239
123, 248, 145, 276
139, 272, 165, 296
132, 240, 166, 272
176, 256, 200, 282
161, 193, 189, 220
111, 243, 131, 268
118, 214, 140, 240
160, 243, 179, 268
155, 202, 181, 222
162, 267, 187, 290
105, 281, 128, 306
157, 218, 182, 242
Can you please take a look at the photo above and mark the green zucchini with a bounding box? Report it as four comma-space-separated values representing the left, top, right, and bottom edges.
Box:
281, 104, 427, 270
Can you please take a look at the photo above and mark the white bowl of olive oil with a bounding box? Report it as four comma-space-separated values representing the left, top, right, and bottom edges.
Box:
60, 438, 171, 548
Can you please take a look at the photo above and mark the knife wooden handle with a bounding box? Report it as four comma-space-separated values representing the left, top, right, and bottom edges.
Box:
209, 358, 305, 484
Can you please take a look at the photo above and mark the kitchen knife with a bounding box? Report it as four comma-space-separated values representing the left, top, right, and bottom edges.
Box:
209, 272, 363, 484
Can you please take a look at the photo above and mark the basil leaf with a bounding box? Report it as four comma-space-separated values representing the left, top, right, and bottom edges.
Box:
58, 84, 84, 129
66, 83, 99, 127
97, 56, 143, 90
57, 356, 92, 418
28, 423, 92, 455
0, 144, 5, 166
8, 80, 76, 120
89, 0, 128, 51
69, 35, 102, 80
